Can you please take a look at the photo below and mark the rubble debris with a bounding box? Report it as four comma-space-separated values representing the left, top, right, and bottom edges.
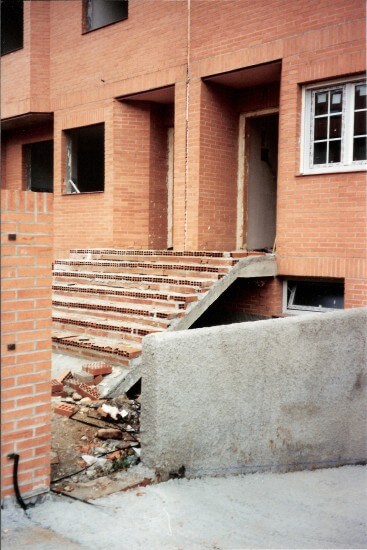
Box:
50, 451, 59, 465
100, 403, 128, 420
83, 362, 113, 376
73, 371, 94, 384
55, 403, 77, 417
79, 397, 92, 406
72, 392, 82, 401
96, 428, 123, 440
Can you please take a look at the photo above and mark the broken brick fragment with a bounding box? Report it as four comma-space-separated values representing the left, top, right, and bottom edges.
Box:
55, 402, 77, 417
57, 370, 72, 384
93, 374, 103, 385
51, 379, 63, 395
77, 382, 99, 401
83, 362, 113, 376
68, 379, 82, 391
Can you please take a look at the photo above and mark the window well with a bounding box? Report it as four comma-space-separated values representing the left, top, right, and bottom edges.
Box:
65, 123, 104, 194
24, 141, 54, 193
285, 280, 344, 313
85, 0, 128, 32
1, 0, 23, 56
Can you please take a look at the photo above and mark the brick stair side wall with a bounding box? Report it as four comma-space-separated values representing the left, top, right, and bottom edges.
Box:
1, 190, 53, 501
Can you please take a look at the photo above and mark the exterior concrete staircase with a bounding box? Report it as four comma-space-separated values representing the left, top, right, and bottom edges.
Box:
52, 249, 276, 394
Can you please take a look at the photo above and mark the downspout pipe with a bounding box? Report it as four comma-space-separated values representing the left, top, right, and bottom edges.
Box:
7, 453, 28, 511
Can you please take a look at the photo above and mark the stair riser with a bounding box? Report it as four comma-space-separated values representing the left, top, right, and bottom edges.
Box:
53, 320, 145, 343
52, 341, 132, 366
53, 305, 170, 328
71, 253, 237, 267
54, 262, 226, 278
53, 274, 207, 294
52, 288, 186, 310
52, 299, 181, 320
69, 249, 237, 259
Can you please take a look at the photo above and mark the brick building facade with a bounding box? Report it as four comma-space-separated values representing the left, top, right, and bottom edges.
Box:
1, 0, 366, 502
2, 0, 366, 312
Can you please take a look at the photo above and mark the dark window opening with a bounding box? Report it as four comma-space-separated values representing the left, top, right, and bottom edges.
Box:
1, 0, 23, 56
85, 0, 128, 32
24, 141, 54, 193
286, 280, 344, 312
65, 123, 104, 194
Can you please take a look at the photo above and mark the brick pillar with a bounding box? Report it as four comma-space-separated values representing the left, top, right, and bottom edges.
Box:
1, 190, 53, 501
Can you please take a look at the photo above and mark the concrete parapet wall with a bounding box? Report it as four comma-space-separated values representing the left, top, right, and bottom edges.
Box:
141, 308, 367, 477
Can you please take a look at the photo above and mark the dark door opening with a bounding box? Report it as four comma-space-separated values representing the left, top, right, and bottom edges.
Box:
24, 140, 54, 193
245, 113, 278, 251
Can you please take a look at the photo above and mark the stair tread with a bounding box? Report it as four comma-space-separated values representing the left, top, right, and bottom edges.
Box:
52, 330, 141, 356
52, 281, 200, 301
53, 293, 181, 317
70, 248, 238, 258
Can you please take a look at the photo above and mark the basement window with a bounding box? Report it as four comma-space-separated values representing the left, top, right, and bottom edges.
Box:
84, 0, 128, 32
284, 280, 344, 314
1, 0, 23, 56
24, 141, 54, 193
65, 124, 104, 194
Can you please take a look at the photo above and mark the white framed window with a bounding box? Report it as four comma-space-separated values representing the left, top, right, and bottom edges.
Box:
283, 279, 344, 315
301, 77, 367, 174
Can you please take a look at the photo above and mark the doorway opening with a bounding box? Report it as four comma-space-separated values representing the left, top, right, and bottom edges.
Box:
244, 112, 278, 251
24, 140, 54, 193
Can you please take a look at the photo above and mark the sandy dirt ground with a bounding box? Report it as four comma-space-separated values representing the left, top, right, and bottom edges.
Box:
2, 465, 366, 549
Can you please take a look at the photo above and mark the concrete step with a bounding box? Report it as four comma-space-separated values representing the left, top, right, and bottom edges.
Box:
52, 330, 141, 366
52, 294, 184, 320
53, 270, 212, 294
52, 310, 165, 342
52, 282, 199, 307
69, 248, 246, 260
53, 259, 230, 278
53, 303, 171, 329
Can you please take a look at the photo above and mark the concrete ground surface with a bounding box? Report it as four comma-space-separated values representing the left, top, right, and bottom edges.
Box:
1, 465, 366, 550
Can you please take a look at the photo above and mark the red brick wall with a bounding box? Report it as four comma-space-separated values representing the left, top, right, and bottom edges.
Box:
198, 82, 238, 250
221, 277, 284, 318
1, 190, 53, 500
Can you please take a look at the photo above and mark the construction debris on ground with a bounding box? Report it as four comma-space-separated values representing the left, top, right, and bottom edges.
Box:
50, 361, 142, 495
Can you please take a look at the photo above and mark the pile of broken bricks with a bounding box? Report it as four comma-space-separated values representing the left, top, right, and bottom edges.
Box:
51, 361, 142, 489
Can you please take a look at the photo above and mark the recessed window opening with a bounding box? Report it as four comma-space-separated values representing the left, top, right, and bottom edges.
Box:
302, 77, 367, 173
24, 141, 54, 193
1, 0, 23, 56
285, 280, 344, 313
85, 0, 128, 32
65, 123, 104, 194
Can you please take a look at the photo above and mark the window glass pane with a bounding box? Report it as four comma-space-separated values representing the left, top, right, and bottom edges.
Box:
314, 117, 327, 140
353, 137, 367, 161
313, 142, 327, 164
292, 281, 344, 309
315, 92, 328, 116
330, 90, 343, 113
354, 111, 366, 136
354, 84, 367, 110
329, 115, 342, 138
328, 140, 341, 163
